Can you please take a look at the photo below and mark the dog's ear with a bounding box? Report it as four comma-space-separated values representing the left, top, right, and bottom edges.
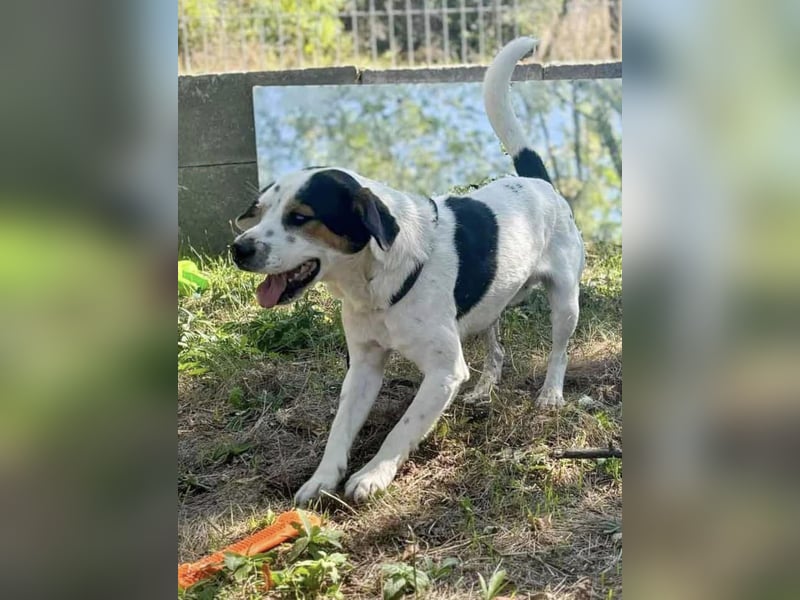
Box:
234, 200, 261, 232
353, 187, 399, 251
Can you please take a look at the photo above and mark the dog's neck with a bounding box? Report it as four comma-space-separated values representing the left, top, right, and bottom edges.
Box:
322, 181, 436, 313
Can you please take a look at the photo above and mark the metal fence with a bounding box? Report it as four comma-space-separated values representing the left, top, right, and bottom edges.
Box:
179, 0, 621, 74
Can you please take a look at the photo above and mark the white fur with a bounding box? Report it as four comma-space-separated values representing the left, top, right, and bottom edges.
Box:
233, 38, 585, 504
483, 36, 539, 158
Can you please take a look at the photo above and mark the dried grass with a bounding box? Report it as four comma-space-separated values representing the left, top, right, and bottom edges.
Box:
178, 247, 621, 599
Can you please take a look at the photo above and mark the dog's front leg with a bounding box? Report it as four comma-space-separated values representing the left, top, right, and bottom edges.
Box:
344, 347, 469, 502
294, 343, 388, 505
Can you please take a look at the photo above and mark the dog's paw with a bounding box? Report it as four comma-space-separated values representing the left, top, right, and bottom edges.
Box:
535, 387, 565, 409
344, 461, 397, 503
294, 470, 341, 505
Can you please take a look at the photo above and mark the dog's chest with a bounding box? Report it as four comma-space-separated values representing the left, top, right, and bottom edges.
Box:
345, 308, 393, 347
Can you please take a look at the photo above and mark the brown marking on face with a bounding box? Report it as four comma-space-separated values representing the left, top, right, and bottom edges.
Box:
287, 202, 315, 217
283, 200, 360, 253
301, 221, 354, 252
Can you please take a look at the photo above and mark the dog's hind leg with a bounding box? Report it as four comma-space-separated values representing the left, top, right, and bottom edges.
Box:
462, 319, 505, 404
294, 342, 388, 505
535, 274, 580, 409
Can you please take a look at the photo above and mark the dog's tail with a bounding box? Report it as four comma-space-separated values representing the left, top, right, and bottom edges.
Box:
483, 37, 552, 184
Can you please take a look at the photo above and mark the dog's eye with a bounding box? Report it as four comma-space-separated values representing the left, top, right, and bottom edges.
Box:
287, 212, 312, 226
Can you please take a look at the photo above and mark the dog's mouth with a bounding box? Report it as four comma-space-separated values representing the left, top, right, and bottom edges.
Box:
255, 259, 321, 308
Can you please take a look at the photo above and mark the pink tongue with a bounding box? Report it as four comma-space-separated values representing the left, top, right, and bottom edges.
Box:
256, 273, 288, 308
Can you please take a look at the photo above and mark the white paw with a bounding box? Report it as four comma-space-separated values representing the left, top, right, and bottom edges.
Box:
344, 461, 397, 503
294, 468, 341, 505
535, 387, 565, 409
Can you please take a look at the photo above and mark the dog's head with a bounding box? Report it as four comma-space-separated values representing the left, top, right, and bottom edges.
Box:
231, 168, 399, 308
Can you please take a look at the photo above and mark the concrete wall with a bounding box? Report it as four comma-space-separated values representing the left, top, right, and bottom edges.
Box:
178, 61, 622, 254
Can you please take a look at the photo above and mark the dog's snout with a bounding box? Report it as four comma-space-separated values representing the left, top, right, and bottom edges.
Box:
231, 238, 256, 265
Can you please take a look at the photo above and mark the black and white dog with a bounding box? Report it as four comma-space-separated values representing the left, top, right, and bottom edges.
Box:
231, 38, 585, 504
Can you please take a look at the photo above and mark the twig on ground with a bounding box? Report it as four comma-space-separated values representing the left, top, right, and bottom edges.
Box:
551, 447, 622, 459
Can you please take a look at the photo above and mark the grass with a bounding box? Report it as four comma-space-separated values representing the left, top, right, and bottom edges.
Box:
178, 242, 621, 599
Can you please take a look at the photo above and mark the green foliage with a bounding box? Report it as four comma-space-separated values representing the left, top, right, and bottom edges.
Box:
226, 294, 344, 356
288, 511, 345, 562
270, 551, 349, 599
381, 557, 459, 600
179, 0, 618, 72
177, 253, 345, 378
477, 565, 510, 600
598, 457, 622, 481
179, 0, 350, 70
205, 441, 253, 466
181, 514, 349, 600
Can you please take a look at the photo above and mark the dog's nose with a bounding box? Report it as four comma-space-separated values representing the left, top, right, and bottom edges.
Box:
230, 238, 256, 264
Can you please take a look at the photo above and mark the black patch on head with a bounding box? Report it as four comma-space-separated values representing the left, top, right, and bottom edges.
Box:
287, 235, 296, 243
389, 261, 424, 306
274, 184, 280, 192
292, 169, 399, 253
265, 230, 274, 237
505, 181, 524, 193
445, 197, 499, 319
513, 148, 552, 184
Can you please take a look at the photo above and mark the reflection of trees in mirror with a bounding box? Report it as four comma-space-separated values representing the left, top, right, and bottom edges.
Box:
255, 79, 620, 241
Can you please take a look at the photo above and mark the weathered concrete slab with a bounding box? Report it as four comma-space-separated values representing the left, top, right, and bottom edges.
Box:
179, 162, 258, 254
360, 63, 543, 84
245, 66, 359, 87
543, 61, 622, 80
179, 67, 358, 168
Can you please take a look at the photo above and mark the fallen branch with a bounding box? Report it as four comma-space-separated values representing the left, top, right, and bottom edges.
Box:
552, 447, 622, 459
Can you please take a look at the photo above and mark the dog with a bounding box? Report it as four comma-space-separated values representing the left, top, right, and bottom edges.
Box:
231, 37, 585, 504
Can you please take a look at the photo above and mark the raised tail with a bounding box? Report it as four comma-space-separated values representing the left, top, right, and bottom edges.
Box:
483, 37, 552, 184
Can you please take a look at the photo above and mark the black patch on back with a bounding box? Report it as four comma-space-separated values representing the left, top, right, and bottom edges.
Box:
389, 262, 424, 306
513, 148, 552, 184
445, 197, 499, 319
293, 169, 398, 253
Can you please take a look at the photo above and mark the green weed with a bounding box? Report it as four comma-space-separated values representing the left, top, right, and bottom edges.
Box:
381, 557, 459, 600
477, 565, 510, 600
181, 513, 348, 600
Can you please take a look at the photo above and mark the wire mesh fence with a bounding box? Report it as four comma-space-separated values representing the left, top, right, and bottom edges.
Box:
179, 0, 621, 74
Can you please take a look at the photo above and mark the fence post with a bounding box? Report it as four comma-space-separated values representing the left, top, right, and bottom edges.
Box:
180, 18, 192, 74
388, 1, 396, 67
424, 0, 432, 65
369, 0, 378, 62
442, 1, 449, 62
406, 0, 414, 66
352, 1, 359, 63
